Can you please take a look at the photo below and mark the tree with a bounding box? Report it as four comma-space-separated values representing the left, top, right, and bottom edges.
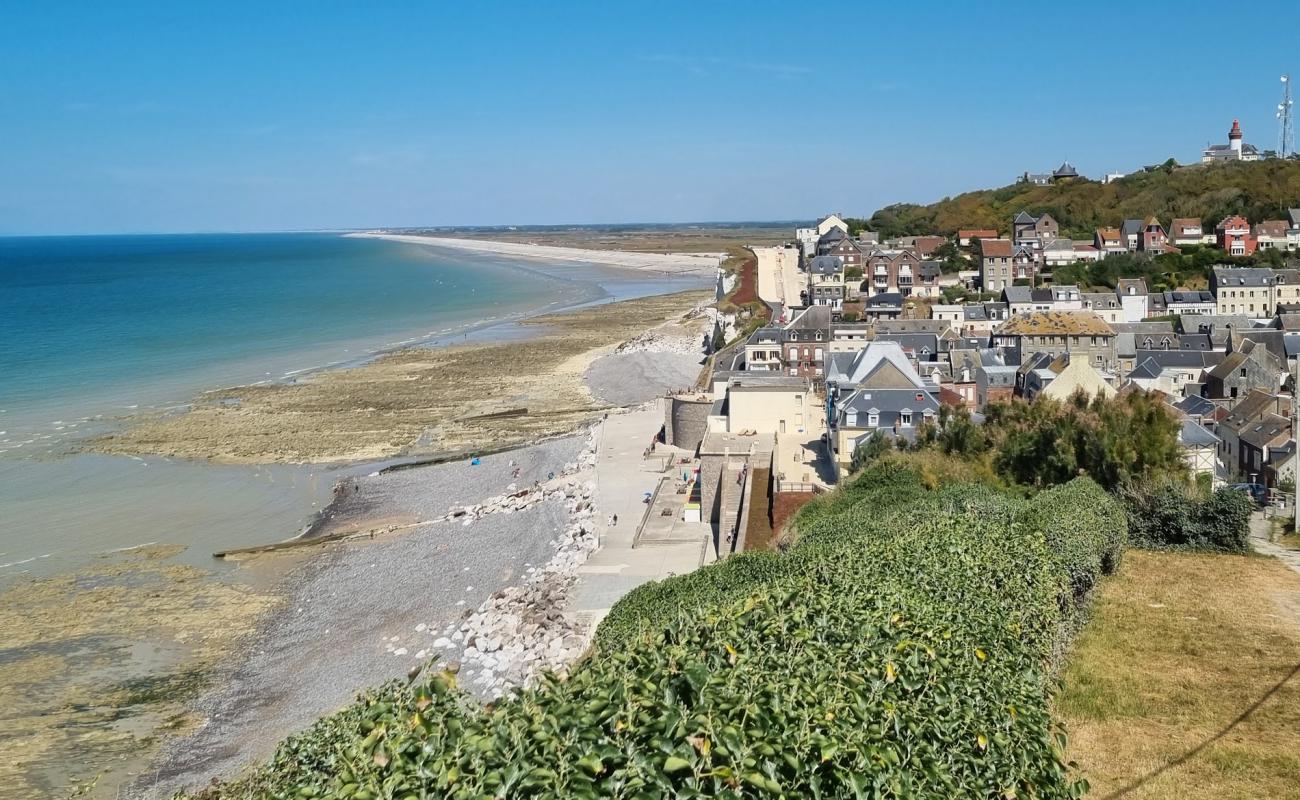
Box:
850, 429, 891, 473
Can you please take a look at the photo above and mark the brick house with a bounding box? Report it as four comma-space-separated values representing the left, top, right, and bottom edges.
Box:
1216, 215, 1257, 256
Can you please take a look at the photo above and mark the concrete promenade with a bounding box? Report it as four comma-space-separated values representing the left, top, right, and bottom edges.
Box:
570, 402, 709, 630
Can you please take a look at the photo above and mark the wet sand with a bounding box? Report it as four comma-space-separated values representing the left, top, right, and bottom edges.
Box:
89, 290, 712, 465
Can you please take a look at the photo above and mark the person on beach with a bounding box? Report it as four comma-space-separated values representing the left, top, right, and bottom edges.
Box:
612, 513, 618, 526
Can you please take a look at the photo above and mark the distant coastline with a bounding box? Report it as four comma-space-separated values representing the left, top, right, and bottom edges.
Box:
346, 231, 721, 274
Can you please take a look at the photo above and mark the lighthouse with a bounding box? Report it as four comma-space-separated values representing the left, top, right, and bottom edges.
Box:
1229, 119, 1243, 157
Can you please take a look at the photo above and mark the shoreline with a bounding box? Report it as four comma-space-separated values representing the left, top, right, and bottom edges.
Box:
2, 283, 716, 799
86, 289, 714, 465
346, 231, 721, 274
125, 325, 712, 797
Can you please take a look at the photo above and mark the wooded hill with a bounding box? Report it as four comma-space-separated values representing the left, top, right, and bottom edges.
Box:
853, 159, 1300, 241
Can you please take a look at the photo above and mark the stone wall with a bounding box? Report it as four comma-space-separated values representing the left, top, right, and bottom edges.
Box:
664, 396, 712, 452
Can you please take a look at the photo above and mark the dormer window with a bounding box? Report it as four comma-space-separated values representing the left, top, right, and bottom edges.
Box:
846, 411, 857, 426
867, 413, 879, 427
901, 411, 913, 426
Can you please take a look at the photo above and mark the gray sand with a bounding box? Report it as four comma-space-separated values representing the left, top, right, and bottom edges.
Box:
584, 351, 704, 406
130, 437, 583, 798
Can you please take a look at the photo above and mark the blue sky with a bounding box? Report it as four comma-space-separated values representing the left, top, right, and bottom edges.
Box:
1, 1, 1294, 234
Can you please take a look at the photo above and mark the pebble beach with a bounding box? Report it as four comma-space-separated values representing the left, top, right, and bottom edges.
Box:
125, 301, 712, 798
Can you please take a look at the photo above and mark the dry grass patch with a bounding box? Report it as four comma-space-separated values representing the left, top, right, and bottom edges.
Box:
1058, 550, 1300, 799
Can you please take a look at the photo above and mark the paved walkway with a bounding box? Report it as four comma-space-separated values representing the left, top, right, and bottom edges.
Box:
570, 403, 709, 631
1249, 512, 1300, 575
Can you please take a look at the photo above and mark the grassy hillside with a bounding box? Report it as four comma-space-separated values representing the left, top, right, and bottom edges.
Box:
854, 159, 1300, 241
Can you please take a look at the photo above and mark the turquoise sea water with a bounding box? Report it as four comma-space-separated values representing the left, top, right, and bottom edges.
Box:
0, 233, 707, 581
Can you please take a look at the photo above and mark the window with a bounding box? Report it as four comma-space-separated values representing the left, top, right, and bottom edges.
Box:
901, 412, 913, 426
867, 413, 879, 427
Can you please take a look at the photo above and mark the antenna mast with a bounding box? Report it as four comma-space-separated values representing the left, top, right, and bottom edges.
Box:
1280, 74, 1295, 158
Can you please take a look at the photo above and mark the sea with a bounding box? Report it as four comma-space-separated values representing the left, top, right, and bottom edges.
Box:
0, 232, 709, 584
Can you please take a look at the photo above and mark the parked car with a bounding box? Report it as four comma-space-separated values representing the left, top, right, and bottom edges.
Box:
1227, 482, 1269, 505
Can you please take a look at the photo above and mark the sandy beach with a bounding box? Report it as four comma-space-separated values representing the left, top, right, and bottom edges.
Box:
89, 289, 713, 465
347, 231, 722, 274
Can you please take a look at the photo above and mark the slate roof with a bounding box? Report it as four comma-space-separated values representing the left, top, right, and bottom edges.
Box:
1117, 278, 1149, 295
1238, 414, 1291, 449
784, 305, 834, 333
1213, 266, 1275, 288
1135, 349, 1220, 369
825, 341, 928, 389
1121, 219, 1144, 237
875, 332, 940, 358
1173, 394, 1217, 418
1083, 292, 1121, 310
1128, 358, 1163, 380
1164, 290, 1215, 305
866, 292, 904, 308
806, 255, 844, 275
838, 388, 940, 430
1003, 285, 1033, 304
1289, 209, 1300, 229
1053, 161, 1078, 178
1179, 419, 1219, 448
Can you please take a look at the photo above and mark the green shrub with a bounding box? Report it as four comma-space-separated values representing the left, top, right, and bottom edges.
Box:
1122, 481, 1253, 553
186, 467, 1125, 800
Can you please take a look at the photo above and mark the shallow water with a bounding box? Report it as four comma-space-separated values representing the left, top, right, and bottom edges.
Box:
0, 234, 709, 583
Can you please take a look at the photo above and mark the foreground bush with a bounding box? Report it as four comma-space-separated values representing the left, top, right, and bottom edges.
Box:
186, 464, 1124, 799
1121, 480, 1253, 552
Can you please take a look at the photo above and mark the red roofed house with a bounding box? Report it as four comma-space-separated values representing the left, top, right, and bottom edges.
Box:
1216, 215, 1256, 256
958, 228, 998, 247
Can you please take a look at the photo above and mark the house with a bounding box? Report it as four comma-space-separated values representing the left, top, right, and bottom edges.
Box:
1052, 161, 1079, 181
1204, 338, 1284, 401
781, 306, 833, 378
862, 292, 904, 320
958, 228, 998, 247
827, 322, 872, 354
1211, 266, 1275, 316
1254, 220, 1290, 251
1288, 209, 1300, 250
1116, 278, 1149, 322
743, 326, 784, 372
1237, 414, 1292, 487
908, 236, 947, 260
1272, 269, 1300, 313
976, 364, 1017, 409
931, 304, 964, 325
992, 311, 1118, 373
945, 349, 986, 410
816, 214, 850, 237
1169, 218, 1205, 247
816, 225, 848, 256
825, 341, 941, 475
1083, 292, 1125, 324
1095, 227, 1126, 256
1072, 244, 1101, 262
724, 375, 819, 437
806, 255, 846, 307
1022, 172, 1051, 186
1042, 239, 1080, 267
831, 387, 941, 474
1112, 321, 1178, 371
962, 302, 1010, 335
1215, 215, 1257, 256
1202, 119, 1261, 163
978, 238, 1015, 293
1217, 390, 1293, 480
1017, 352, 1117, 402
865, 249, 922, 298
1139, 217, 1171, 253
1125, 350, 1220, 396
1177, 418, 1220, 480
1155, 290, 1216, 317
1120, 219, 1144, 252
1002, 285, 1034, 316
823, 233, 867, 269
912, 260, 944, 298
1011, 212, 1059, 251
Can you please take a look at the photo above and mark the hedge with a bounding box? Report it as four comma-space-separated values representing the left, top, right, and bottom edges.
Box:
185, 464, 1124, 800
1121, 481, 1253, 553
